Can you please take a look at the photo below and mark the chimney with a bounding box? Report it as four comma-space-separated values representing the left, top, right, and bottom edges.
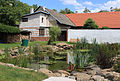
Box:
42, 6, 46, 11
75, 11, 78, 13
30, 7, 34, 14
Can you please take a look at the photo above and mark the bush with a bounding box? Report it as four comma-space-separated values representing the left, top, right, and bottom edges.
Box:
114, 58, 120, 73
102, 26, 110, 29
0, 23, 20, 33
96, 44, 117, 69
83, 18, 99, 29
48, 26, 61, 44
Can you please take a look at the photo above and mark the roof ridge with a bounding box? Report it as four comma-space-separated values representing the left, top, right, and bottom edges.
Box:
66, 11, 120, 15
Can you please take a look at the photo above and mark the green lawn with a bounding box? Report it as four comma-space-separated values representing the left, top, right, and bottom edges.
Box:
0, 41, 48, 49
0, 64, 48, 81
0, 41, 74, 49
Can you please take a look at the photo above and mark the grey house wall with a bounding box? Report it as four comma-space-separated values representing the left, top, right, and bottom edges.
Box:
68, 29, 120, 43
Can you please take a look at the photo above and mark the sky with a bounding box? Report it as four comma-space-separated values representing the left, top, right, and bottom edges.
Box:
20, 0, 120, 13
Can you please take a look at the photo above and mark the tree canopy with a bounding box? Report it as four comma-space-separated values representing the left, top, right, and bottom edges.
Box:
60, 8, 74, 14
113, 8, 120, 12
0, 23, 20, 34
83, 8, 91, 13
83, 18, 99, 29
99, 10, 109, 12
0, 0, 31, 26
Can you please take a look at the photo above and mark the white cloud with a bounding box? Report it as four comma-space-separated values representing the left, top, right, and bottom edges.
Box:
83, 1, 93, 6
60, 0, 120, 13
102, 0, 120, 9
60, 0, 80, 6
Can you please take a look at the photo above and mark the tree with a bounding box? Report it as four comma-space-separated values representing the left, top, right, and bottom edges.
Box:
53, 9, 57, 12
32, 4, 38, 10
0, 0, 31, 26
110, 7, 114, 12
83, 18, 99, 29
83, 7, 91, 13
60, 8, 74, 14
48, 26, 61, 44
99, 10, 109, 12
113, 8, 120, 12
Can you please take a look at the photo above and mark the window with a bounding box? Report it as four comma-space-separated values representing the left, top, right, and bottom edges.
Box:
39, 29, 44, 36
22, 18, 28, 22
41, 17, 44, 23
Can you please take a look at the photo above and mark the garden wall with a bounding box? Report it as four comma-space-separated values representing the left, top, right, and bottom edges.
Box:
68, 29, 120, 43
0, 33, 20, 43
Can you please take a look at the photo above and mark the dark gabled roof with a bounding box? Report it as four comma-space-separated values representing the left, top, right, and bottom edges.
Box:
22, 11, 49, 17
45, 8, 75, 26
34, 6, 75, 26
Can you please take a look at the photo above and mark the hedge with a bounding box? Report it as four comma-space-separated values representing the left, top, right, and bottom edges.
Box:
0, 24, 20, 34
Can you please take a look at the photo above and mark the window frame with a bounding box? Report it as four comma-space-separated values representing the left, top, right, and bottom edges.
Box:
22, 18, 28, 22
41, 17, 44, 23
39, 28, 45, 36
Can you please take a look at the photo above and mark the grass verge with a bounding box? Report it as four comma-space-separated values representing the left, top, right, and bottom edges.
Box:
0, 64, 48, 81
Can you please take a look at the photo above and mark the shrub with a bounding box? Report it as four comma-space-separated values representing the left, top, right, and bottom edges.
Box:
48, 26, 61, 44
102, 26, 110, 29
83, 18, 99, 29
96, 44, 117, 69
114, 58, 120, 73
33, 44, 40, 55
73, 49, 90, 70
0, 23, 20, 34
72, 39, 90, 71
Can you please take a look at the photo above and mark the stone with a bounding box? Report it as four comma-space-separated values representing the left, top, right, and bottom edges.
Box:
91, 75, 110, 81
55, 70, 70, 76
0, 49, 5, 54
73, 72, 91, 81
101, 71, 120, 81
38, 68, 56, 77
5, 63, 14, 67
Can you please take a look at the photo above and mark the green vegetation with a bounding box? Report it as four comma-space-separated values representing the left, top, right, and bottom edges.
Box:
102, 26, 110, 29
0, 42, 20, 49
83, 18, 99, 29
48, 26, 61, 44
71, 39, 90, 71
0, 41, 66, 49
114, 58, 120, 73
0, 24, 20, 33
60, 8, 74, 14
99, 10, 109, 12
0, 64, 47, 81
83, 7, 91, 13
0, 0, 31, 26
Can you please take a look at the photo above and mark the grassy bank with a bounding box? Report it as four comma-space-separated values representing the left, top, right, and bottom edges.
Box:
0, 41, 72, 49
0, 64, 48, 81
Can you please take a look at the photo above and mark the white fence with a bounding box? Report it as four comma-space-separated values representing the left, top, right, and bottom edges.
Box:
68, 29, 120, 43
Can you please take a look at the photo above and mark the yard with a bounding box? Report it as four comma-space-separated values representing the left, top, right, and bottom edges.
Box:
0, 40, 120, 81
0, 64, 48, 81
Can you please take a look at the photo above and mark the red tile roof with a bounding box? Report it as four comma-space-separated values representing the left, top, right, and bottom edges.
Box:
65, 12, 120, 28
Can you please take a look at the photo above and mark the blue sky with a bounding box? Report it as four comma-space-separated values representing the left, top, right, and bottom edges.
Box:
20, 0, 120, 13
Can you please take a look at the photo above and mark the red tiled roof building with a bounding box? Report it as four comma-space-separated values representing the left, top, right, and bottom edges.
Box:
66, 12, 120, 28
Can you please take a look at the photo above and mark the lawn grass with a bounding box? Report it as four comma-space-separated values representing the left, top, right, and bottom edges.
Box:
0, 64, 48, 81
0, 42, 21, 49
0, 41, 75, 49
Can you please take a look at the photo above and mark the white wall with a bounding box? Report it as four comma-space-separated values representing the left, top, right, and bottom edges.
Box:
68, 29, 120, 43
19, 14, 41, 28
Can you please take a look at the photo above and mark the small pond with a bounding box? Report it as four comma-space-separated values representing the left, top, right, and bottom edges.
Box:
1, 52, 68, 71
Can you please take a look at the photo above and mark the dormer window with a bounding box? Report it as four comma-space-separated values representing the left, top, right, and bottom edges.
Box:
22, 18, 28, 22
41, 17, 44, 23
